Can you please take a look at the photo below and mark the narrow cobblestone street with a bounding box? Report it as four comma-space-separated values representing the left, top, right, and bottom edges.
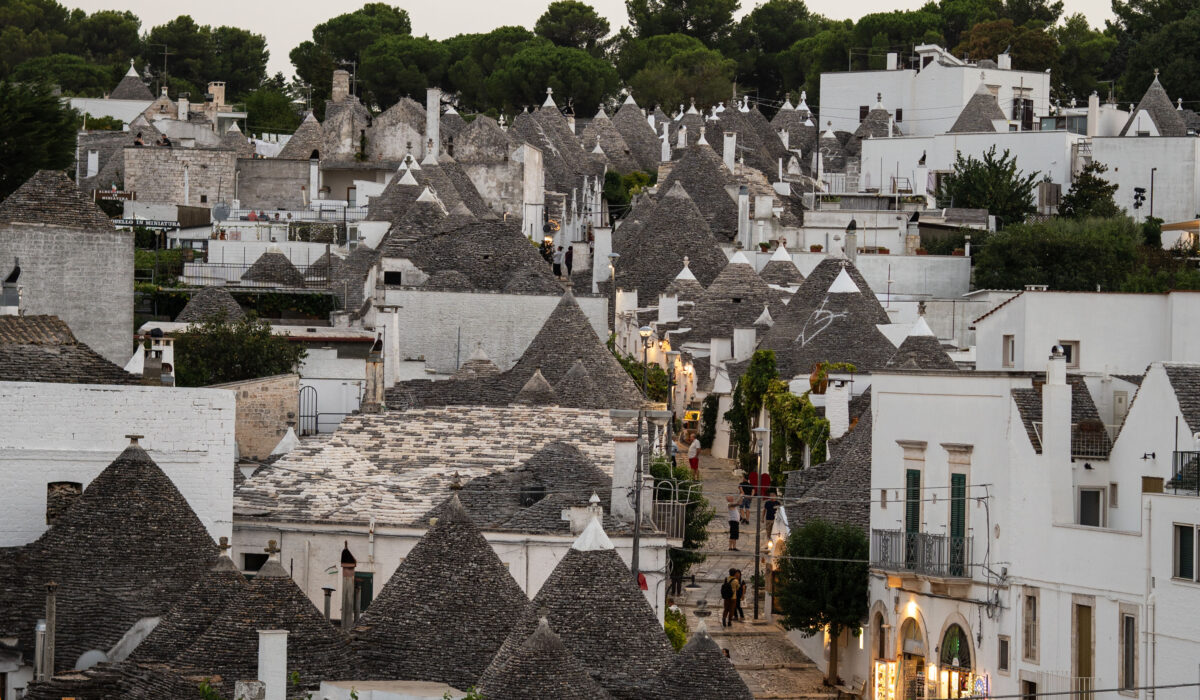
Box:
671, 447, 836, 699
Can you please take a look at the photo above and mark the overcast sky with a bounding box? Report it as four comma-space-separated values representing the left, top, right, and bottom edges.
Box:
62, 0, 1116, 78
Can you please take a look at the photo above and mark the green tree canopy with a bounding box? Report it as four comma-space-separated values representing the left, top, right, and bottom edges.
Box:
311, 3, 412, 66
142, 16, 267, 98
73, 9, 141, 64
1052, 13, 1117, 101
776, 519, 869, 686
443, 26, 537, 112
936, 146, 1039, 228
1118, 11, 1200, 105
243, 85, 300, 133
625, 0, 741, 46
725, 0, 827, 99
973, 216, 1143, 290
9, 53, 114, 96
953, 18, 1058, 71
621, 33, 734, 110
361, 35, 450, 108
1059, 162, 1121, 219
485, 40, 619, 114
0, 81, 77, 199
535, 0, 611, 53
173, 313, 307, 387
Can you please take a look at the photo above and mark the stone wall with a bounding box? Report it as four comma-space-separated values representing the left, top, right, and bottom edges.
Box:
235, 158, 310, 210
124, 146, 237, 207
0, 223, 133, 364
210, 373, 299, 461
0, 381, 236, 545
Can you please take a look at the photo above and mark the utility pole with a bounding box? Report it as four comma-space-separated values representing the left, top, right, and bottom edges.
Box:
631, 325, 652, 582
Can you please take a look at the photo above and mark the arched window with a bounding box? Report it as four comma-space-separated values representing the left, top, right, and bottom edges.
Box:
874, 612, 887, 659
940, 624, 971, 669
900, 618, 924, 657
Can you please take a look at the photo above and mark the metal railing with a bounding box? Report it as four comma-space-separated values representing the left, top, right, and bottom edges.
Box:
872, 529, 973, 578
1032, 421, 1117, 458
179, 260, 338, 289
1028, 671, 1095, 700
1170, 451, 1200, 495
652, 501, 688, 540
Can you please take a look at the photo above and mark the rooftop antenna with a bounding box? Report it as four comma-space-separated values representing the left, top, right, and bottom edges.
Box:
148, 44, 174, 94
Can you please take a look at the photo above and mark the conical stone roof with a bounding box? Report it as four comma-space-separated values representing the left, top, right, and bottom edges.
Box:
677, 252, 781, 344
172, 554, 358, 697
612, 97, 661, 172
758, 247, 805, 287
515, 368, 558, 405
128, 549, 247, 664
242, 251, 306, 287
754, 258, 893, 378
481, 520, 674, 699
277, 112, 324, 159
0, 170, 115, 231
581, 109, 640, 173
506, 291, 643, 409
886, 317, 957, 370
949, 85, 1007, 134
614, 182, 728, 302
553, 358, 602, 409
220, 122, 256, 156
109, 64, 153, 101
367, 168, 422, 225
647, 622, 754, 700
663, 261, 706, 306
439, 155, 494, 218
352, 495, 532, 688
0, 442, 217, 672
656, 144, 739, 240
175, 287, 244, 323
1120, 75, 1188, 137
481, 618, 614, 700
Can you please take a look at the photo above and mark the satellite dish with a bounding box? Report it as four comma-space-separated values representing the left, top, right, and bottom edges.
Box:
212, 202, 231, 222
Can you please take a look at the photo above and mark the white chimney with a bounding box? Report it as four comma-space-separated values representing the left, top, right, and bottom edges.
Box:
562, 493, 605, 535
1042, 347, 1072, 522
845, 230, 858, 264
660, 123, 671, 162
658, 293, 679, 323
257, 630, 288, 700
737, 186, 750, 250
779, 129, 789, 149
723, 131, 736, 172
997, 53, 1012, 70
733, 327, 756, 361
826, 379, 851, 438
177, 96, 189, 120
426, 87, 441, 160
611, 437, 638, 521
1087, 91, 1100, 138
677, 125, 687, 149
887, 52, 899, 70
710, 337, 732, 371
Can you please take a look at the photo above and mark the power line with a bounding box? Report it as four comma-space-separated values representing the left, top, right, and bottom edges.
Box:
926, 681, 1200, 700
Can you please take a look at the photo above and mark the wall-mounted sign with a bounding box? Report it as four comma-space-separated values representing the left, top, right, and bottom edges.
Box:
114, 219, 180, 229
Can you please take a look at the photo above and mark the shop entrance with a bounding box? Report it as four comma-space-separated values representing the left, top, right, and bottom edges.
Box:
899, 619, 926, 700
938, 624, 974, 698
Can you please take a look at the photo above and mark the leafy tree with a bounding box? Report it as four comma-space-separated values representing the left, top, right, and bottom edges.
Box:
620, 33, 734, 110
699, 393, 718, 449
288, 39, 335, 111
777, 22, 854, 104
1119, 12, 1200, 105
9, 53, 114, 96
173, 313, 307, 387
725, 0, 826, 100
0, 0, 73, 73
935, 146, 1039, 228
443, 26, 537, 112
973, 216, 1142, 290
935, 0, 1001, 49
209, 26, 269, 98
73, 9, 141, 64
142, 17, 267, 98
775, 519, 869, 686
602, 170, 654, 215
311, 3, 411, 67
535, 0, 611, 53
0, 81, 77, 200
625, 0, 741, 46
612, 343, 670, 401
485, 41, 619, 113
1000, 0, 1063, 26
360, 35, 450, 108
243, 85, 300, 133
1059, 162, 1121, 219
1052, 14, 1117, 101
953, 19, 1058, 71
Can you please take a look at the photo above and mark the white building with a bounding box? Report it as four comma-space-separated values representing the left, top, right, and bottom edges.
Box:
819, 45, 1051, 137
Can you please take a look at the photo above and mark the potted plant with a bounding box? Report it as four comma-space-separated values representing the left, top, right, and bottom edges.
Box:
878, 246, 890, 254
759, 241, 771, 252
915, 248, 928, 255
952, 248, 965, 256
810, 244, 823, 252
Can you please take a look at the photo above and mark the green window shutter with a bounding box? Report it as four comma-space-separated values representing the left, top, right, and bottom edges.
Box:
950, 473, 966, 539
1178, 525, 1195, 580
905, 469, 921, 533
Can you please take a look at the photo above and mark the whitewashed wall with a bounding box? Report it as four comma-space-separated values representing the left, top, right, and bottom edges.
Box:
1091, 137, 1200, 224
0, 382, 235, 545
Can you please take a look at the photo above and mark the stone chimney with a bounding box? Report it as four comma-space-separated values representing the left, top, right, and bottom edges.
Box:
826, 379, 851, 439
660, 123, 671, 162
1087, 91, 1100, 138
737, 186, 750, 250
611, 437, 638, 522
257, 630, 288, 700
845, 229, 858, 265
207, 81, 226, 108
1043, 346, 1072, 521
177, 95, 189, 121
339, 541, 356, 629
723, 131, 736, 172
658, 293, 679, 323
562, 493, 606, 535
331, 70, 350, 103
426, 87, 441, 160
361, 339, 384, 413
733, 327, 756, 362
676, 125, 687, 150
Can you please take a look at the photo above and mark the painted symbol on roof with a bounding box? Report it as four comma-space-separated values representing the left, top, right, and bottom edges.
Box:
797, 296, 847, 347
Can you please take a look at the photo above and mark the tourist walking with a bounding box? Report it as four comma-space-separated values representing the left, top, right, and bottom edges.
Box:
721, 568, 739, 627
763, 489, 779, 533
552, 246, 564, 278
564, 246, 574, 277
739, 475, 753, 524
687, 433, 702, 479
734, 570, 746, 620
726, 495, 740, 551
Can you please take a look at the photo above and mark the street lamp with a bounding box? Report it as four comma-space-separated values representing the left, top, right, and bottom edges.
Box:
638, 326, 652, 396
752, 425, 770, 620
613, 405, 673, 585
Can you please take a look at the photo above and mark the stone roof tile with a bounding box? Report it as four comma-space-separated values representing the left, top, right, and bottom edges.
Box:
174, 287, 245, 323
482, 618, 614, 700
0, 315, 137, 384
1121, 76, 1189, 137
0, 170, 115, 231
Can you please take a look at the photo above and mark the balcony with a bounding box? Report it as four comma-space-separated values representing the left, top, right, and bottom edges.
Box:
872, 529, 973, 578
1170, 451, 1200, 495
1032, 421, 1116, 459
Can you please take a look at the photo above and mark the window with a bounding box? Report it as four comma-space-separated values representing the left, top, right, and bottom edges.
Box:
199, 194, 208, 203
1003, 334, 1015, 367
860, 105, 870, 120
881, 488, 888, 509
1174, 524, 1195, 580
243, 552, 268, 573
998, 636, 1011, 673
1022, 590, 1039, 662
1079, 488, 1105, 527
1119, 611, 1137, 692
383, 271, 403, 285
1110, 482, 1119, 508
895, 108, 904, 122
1058, 340, 1080, 368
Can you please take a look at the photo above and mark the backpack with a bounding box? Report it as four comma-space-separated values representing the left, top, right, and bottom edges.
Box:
720, 578, 734, 600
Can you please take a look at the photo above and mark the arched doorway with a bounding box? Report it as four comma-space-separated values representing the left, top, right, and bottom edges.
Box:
871, 612, 898, 700
899, 618, 927, 700
937, 624, 975, 699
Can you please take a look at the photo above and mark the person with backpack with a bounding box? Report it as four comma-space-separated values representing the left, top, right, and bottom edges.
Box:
733, 569, 746, 621
721, 568, 739, 627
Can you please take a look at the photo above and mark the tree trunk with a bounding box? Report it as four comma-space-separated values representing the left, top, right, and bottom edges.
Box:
826, 626, 841, 686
